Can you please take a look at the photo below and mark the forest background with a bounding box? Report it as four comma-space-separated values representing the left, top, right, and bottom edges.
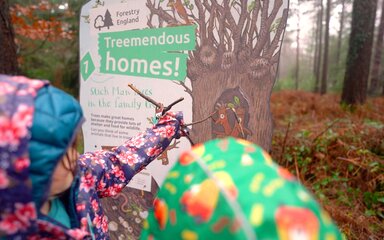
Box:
0, 0, 383, 239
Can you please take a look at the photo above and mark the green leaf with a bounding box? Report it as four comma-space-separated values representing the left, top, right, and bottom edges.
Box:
270, 18, 282, 32
234, 96, 240, 105
247, 1, 256, 11
227, 103, 235, 109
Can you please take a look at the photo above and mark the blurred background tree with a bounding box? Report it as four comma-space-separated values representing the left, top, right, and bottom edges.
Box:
0, 0, 18, 74
7, 0, 85, 96
278, 0, 384, 102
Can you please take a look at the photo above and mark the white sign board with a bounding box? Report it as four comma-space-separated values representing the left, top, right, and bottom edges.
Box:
79, 0, 193, 188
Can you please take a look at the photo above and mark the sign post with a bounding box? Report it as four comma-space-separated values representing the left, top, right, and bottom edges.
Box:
80, 0, 289, 238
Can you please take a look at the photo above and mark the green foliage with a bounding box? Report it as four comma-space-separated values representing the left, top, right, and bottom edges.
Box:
273, 111, 384, 234
363, 191, 384, 219
183, 0, 194, 10
247, 1, 256, 11
10, 0, 84, 97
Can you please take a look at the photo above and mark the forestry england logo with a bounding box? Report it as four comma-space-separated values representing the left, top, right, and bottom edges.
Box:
94, 9, 113, 31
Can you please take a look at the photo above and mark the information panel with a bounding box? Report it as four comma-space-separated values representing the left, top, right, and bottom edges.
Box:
80, 0, 289, 239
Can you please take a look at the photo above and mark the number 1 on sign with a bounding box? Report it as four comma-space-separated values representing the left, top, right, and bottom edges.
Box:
83, 60, 89, 74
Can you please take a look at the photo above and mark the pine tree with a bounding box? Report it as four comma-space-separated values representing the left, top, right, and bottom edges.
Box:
103, 10, 113, 29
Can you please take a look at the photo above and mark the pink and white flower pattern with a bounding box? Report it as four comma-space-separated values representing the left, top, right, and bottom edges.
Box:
0, 169, 9, 188
75, 111, 184, 238
153, 124, 176, 138
1, 73, 184, 240
116, 151, 140, 166
80, 172, 96, 193
14, 156, 30, 172
145, 146, 163, 157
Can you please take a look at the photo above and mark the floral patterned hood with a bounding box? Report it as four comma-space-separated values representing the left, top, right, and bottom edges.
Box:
0, 75, 88, 239
141, 137, 344, 240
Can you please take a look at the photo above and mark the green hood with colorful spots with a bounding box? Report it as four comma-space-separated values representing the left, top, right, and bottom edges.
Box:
141, 137, 343, 240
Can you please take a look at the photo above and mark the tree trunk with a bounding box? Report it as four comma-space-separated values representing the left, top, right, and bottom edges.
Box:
336, 0, 346, 65
0, 0, 18, 75
313, 9, 319, 80
320, 0, 331, 95
382, 69, 384, 94
342, 0, 378, 105
369, 0, 384, 95
314, 0, 324, 93
295, 4, 300, 90
190, 66, 275, 151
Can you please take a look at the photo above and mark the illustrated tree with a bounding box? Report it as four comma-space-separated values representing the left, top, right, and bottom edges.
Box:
104, 9, 114, 29
94, 15, 105, 30
0, 0, 18, 75
147, 0, 289, 151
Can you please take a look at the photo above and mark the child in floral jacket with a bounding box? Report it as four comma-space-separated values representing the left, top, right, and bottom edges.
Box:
0, 75, 185, 239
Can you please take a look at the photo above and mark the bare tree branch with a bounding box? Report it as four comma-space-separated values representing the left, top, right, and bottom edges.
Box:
253, 0, 283, 57
195, 0, 207, 44
232, 0, 248, 52
173, 80, 193, 97
146, 0, 176, 25
264, 8, 288, 59
207, 5, 217, 45
248, 0, 261, 46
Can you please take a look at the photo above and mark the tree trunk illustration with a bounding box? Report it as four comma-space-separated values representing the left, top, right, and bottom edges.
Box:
147, 0, 288, 151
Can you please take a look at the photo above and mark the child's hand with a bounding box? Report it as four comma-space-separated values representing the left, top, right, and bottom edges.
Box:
155, 111, 189, 140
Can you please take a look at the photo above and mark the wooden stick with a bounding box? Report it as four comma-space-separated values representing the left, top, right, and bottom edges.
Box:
184, 131, 195, 146
294, 156, 301, 184
312, 119, 339, 143
128, 84, 161, 108
281, 121, 291, 166
336, 157, 365, 168
163, 97, 184, 113
184, 110, 217, 127
128, 83, 194, 145
229, 108, 245, 138
128, 84, 184, 113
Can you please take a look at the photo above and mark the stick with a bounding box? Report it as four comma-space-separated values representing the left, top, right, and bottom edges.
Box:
312, 119, 339, 143
128, 84, 161, 108
128, 83, 193, 145
184, 132, 195, 146
163, 97, 184, 114
128, 84, 184, 113
294, 156, 301, 184
336, 157, 365, 168
281, 121, 291, 166
229, 108, 245, 138
184, 110, 218, 127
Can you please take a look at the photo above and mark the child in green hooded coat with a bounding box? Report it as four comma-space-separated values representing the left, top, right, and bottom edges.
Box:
141, 137, 344, 240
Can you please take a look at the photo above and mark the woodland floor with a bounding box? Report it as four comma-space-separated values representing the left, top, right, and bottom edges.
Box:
270, 90, 384, 240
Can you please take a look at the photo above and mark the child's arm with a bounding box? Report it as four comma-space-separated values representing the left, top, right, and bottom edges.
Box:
77, 111, 185, 198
